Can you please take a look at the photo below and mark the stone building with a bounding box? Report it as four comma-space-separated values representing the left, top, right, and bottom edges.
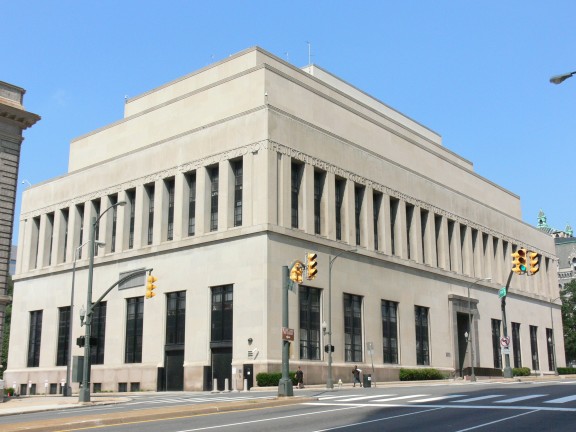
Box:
0, 82, 39, 370
5, 48, 562, 394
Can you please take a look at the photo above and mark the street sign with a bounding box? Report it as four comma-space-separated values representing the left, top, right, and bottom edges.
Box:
498, 287, 507, 299
501, 347, 510, 355
500, 336, 511, 348
281, 327, 294, 341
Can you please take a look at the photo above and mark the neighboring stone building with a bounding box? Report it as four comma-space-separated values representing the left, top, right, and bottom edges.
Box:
537, 210, 575, 290
0, 82, 39, 369
5, 48, 562, 394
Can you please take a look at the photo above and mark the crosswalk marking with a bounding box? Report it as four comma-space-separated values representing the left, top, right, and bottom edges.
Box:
451, 395, 503, 403
337, 395, 394, 402
544, 395, 576, 404
408, 395, 465, 403
373, 394, 427, 402
495, 395, 547, 404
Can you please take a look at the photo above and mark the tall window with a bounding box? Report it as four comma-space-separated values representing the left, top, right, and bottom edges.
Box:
390, 198, 399, 256
109, 194, 118, 252
354, 185, 364, 246
314, 171, 324, 235
291, 162, 302, 229
56, 307, 70, 366
344, 293, 362, 362
299, 286, 321, 360
512, 322, 522, 368
187, 172, 196, 236
91, 302, 107, 365
145, 184, 155, 245
92, 199, 101, 255
166, 291, 186, 345
373, 192, 382, 251
62, 208, 69, 262
434, 214, 442, 267
447, 220, 455, 271
415, 306, 429, 365
47, 213, 54, 265
125, 297, 144, 363
491, 319, 502, 368
420, 209, 428, 263
165, 178, 175, 240
232, 160, 243, 227
546, 328, 554, 371
382, 300, 398, 364
530, 325, 539, 371
127, 189, 136, 249
335, 178, 345, 241
406, 204, 414, 259
211, 285, 233, 343
27, 310, 43, 367
77, 205, 84, 259
209, 166, 219, 232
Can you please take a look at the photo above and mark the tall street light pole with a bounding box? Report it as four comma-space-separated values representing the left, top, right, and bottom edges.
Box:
79, 201, 126, 403
550, 71, 576, 85
63, 240, 104, 397
326, 248, 356, 389
467, 277, 491, 382
549, 296, 562, 376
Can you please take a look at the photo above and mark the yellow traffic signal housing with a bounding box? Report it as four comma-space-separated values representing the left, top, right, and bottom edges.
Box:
528, 251, 539, 275
146, 275, 158, 299
511, 248, 527, 274
306, 252, 318, 280
289, 263, 303, 284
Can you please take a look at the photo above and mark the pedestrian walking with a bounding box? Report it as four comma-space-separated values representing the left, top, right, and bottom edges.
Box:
296, 366, 304, 389
352, 365, 362, 387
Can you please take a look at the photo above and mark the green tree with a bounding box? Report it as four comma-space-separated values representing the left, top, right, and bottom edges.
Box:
1, 276, 13, 379
561, 280, 576, 364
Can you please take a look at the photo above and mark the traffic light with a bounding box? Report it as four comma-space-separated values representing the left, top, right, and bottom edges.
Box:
306, 252, 318, 280
146, 274, 158, 299
528, 251, 540, 275
289, 262, 303, 284
76, 336, 85, 347
512, 248, 527, 274
324, 344, 334, 353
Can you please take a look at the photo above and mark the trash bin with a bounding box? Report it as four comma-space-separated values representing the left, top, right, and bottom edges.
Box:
363, 373, 371, 388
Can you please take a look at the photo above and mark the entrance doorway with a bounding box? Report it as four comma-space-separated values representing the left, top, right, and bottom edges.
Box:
457, 312, 470, 377
165, 349, 184, 391
211, 348, 232, 391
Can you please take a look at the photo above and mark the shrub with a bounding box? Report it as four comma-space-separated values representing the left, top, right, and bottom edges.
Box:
256, 372, 298, 387
399, 368, 444, 381
3, 387, 15, 396
557, 367, 576, 375
512, 367, 531, 377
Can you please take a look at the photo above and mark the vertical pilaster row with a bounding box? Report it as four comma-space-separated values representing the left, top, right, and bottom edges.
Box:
381, 194, 391, 256
461, 225, 473, 277
115, 191, 127, 253
365, 186, 375, 251
302, 163, 315, 234
422, 209, 436, 267
325, 171, 336, 241
343, 178, 355, 245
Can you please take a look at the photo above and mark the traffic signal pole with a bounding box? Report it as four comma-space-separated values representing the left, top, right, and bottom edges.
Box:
278, 266, 293, 397
501, 270, 514, 378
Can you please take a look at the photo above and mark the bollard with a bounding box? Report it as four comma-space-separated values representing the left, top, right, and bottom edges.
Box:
224, 378, 230, 392
243, 379, 249, 392
211, 378, 219, 393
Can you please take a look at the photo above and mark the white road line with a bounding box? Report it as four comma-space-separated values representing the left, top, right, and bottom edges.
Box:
408, 395, 465, 403
373, 394, 427, 402
337, 395, 394, 402
453, 409, 539, 432
317, 395, 357, 400
544, 394, 576, 404
451, 394, 503, 403
303, 401, 576, 412
495, 394, 547, 403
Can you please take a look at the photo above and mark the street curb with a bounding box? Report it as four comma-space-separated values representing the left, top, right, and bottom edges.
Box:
3, 396, 316, 432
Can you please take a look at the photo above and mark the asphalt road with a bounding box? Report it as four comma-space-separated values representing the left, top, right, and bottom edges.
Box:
3, 380, 576, 431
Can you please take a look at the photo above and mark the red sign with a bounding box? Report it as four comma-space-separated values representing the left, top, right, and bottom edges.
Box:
282, 327, 294, 341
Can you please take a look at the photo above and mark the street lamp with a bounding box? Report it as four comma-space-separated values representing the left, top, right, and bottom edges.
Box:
79, 201, 126, 403
326, 248, 356, 389
550, 71, 576, 85
467, 277, 491, 382
549, 296, 562, 376
63, 240, 104, 397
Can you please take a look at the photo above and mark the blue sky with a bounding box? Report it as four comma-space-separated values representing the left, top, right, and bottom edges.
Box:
4, 1, 576, 244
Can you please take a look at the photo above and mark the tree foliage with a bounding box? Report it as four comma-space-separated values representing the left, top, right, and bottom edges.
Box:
1, 276, 13, 379
561, 280, 576, 364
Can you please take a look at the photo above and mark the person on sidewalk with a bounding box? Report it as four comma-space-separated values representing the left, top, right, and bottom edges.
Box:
352, 365, 362, 387
296, 366, 304, 389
